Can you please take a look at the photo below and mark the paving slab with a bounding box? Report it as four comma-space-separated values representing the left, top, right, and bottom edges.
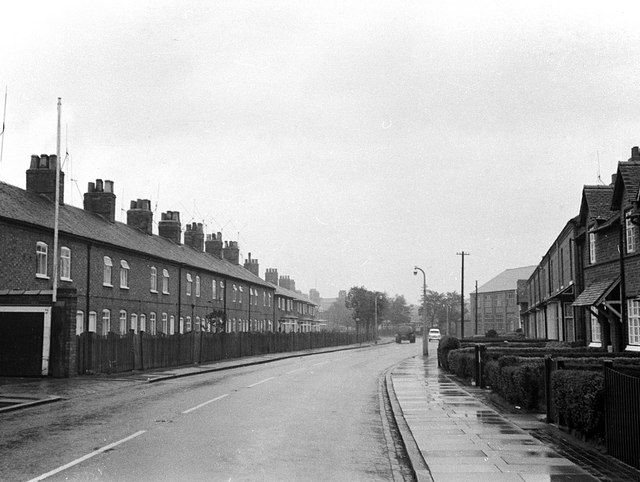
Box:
389, 355, 601, 482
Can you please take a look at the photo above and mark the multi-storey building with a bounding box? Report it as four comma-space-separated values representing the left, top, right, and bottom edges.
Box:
0, 153, 316, 377
264, 269, 319, 332
521, 217, 583, 341
470, 266, 536, 336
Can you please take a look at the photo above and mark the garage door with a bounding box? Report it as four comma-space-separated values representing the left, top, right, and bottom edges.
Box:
0, 311, 45, 376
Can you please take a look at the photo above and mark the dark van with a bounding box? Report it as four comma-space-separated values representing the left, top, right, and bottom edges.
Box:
395, 325, 416, 343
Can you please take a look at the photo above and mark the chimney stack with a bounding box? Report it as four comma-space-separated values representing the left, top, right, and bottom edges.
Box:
184, 222, 205, 251
83, 178, 116, 222
631, 146, 640, 161
205, 232, 224, 258
158, 211, 181, 244
265, 268, 279, 285
244, 253, 260, 277
26, 154, 65, 204
126, 199, 153, 235
279, 275, 291, 290
222, 240, 240, 265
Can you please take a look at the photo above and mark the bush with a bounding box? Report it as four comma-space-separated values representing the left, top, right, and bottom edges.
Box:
438, 335, 460, 371
551, 370, 604, 439
495, 361, 544, 410
448, 348, 475, 379
485, 329, 498, 338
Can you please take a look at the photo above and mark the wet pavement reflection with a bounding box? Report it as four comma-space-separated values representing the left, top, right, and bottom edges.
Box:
391, 355, 600, 481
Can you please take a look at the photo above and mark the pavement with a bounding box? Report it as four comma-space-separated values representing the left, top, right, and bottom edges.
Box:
3, 341, 640, 482
387, 352, 640, 482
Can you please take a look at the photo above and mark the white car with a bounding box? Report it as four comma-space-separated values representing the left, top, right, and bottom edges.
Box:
428, 328, 441, 341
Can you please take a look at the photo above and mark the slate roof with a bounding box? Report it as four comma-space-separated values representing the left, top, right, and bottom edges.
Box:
612, 160, 640, 210
580, 185, 615, 226
573, 276, 620, 307
478, 266, 537, 293
269, 282, 317, 306
0, 181, 272, 288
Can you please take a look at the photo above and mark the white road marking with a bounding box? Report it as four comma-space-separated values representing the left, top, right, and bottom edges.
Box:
311, 361, 329, 367
27, 430, 146, 481
182, 394, 229, 414
247, 376, 275, 388
286, 367, 306, 375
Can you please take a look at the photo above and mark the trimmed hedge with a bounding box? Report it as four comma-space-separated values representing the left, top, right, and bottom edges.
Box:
437, 336, 461, 371
551, 370, 604, 439
447, 347, 475, 379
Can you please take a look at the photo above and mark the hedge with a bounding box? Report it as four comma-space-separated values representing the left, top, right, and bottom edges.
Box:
551, 370, 604, 439
437, 336, 461, 371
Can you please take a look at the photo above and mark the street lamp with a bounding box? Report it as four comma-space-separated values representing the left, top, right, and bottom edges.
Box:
413, 266, 428, 356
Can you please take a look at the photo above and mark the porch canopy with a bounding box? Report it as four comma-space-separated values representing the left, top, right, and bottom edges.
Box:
572, 277, 620, 307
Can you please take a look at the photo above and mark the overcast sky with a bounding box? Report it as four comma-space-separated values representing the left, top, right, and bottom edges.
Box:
1, 1, 639, 304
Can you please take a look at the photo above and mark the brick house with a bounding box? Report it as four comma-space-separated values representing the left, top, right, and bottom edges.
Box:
470, 265, 536, 336
264, 269, 319, 332
0, 154, 278, 376
570, 147, 640, 352
610, 148, 640, 352
521, 217, 584, 341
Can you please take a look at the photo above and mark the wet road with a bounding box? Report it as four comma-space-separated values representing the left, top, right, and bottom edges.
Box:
1, 342, 419, 481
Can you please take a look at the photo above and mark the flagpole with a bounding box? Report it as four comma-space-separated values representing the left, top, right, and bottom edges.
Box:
52, 98, 62, 303
0, 86, 7, 168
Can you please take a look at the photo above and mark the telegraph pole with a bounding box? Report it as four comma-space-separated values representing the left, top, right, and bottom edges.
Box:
457, 252, 469, 339
475, 280, 478, 336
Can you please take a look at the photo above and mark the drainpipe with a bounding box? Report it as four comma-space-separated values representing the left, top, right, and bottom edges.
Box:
619, 216, 627, 352
85, 242, 91, 332
177, 266, 182, 333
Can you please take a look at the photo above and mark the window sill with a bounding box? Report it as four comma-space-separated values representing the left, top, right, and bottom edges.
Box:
625, 345, 640, 352
36, 274, 50, 280
120, 286, 130, 290
150, 289, 158, 294
103, 283, 113, 288
162, 291, 170, 295
589, 341, 602, 348
60, 277, 73, 282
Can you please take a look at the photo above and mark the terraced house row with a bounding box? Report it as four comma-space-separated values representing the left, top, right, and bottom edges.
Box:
0, 153, 318, 377
521, 146, 640, 352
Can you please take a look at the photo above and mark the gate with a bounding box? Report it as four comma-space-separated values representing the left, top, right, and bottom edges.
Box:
605, 365, 640, 470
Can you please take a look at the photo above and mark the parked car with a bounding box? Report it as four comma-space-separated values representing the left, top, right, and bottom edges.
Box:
395, 324, 416, 343
428, 328, 441, 341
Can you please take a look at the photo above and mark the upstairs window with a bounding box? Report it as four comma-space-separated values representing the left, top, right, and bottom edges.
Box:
60, 247, 71, 281
161, 312, 168, 334
195, 276, 201, 297
103, 256, 113, 286
626, 211, 637, 253
162, 269, 170, 294
120, 260, 130, 289
238, 286, 243, 304
150, 267, 158, 292
186, 274, 193, 296
589, 232, 596, 264
140, 314, 147, 332
219, 281, 224, 300
232, 284, 237, 302
36, 242, 48, 278
212, 279, 217, 300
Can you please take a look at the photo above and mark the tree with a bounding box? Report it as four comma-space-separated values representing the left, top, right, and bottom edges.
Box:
388, 295, 411, 327
324, 300, 354, 330
345, 286, 389, 339
419, 290, 462, 334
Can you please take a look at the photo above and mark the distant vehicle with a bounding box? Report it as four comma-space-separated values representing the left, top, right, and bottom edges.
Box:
395, 324, 416, 343
428, 328, 441, 341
